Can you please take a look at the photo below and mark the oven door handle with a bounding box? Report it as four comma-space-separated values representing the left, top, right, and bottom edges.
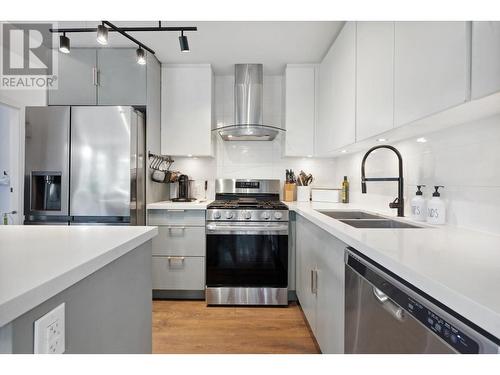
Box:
206, 223, 289, 234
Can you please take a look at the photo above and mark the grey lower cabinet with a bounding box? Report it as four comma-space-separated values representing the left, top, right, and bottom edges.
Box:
149, 209, 206, 299
49, 48, 148, 106
296, 214, 345, 354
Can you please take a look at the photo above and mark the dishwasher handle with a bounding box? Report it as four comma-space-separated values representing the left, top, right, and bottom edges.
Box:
373, 286, 405, 322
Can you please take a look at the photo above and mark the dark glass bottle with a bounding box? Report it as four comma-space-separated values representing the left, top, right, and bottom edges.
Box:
341, 176, 349, 203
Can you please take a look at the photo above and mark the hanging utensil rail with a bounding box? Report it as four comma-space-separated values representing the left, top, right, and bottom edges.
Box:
148, 152, 174, 171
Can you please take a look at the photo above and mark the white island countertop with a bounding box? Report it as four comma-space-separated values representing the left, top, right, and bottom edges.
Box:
147, 200, 212, 210
0, 225, 158, 327
285, 201, 500, 341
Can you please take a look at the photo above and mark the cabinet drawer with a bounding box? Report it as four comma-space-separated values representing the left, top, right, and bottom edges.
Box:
148, 209, 205, 226
152, 226, 205, 256
152, 256, 205, 291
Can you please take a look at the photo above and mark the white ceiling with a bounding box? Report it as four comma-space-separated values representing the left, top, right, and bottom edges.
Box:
54, 21, 344, 74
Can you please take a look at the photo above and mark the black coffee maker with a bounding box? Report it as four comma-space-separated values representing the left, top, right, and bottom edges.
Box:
172, 174, 196, 202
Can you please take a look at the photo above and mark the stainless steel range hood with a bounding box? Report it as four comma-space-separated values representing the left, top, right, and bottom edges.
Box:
214, 64, 284, 141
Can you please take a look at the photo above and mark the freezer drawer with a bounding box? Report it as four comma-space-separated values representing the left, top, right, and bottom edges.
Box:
344, 249, 500, 354
152, 256, 205, 290
148, 209, 205, 226
152, 226, 205, 256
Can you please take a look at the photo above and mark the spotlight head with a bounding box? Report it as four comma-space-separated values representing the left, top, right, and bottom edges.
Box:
59, 34, 70, 54
179, 31, 190, 52
136, 47, 146, 65
97, 24, 108, 45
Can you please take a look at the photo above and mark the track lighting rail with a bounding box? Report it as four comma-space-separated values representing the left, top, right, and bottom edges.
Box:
49, 26, 197, 33
102, 21, 155, 54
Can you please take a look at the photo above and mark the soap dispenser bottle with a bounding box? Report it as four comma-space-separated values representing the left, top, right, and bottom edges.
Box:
427, 186, 446, 225
410, 185, 427, 222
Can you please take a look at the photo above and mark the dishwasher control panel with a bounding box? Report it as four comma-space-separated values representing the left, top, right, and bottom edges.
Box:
406, 298, 479, 354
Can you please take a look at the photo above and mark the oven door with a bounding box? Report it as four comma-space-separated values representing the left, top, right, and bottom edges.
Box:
206, 222, 288, 288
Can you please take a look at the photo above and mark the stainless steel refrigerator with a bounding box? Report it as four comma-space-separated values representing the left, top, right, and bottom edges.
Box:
24, 106, 146, 225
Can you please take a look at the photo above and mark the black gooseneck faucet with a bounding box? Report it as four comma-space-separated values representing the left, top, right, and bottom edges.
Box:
361, 145, 405, 217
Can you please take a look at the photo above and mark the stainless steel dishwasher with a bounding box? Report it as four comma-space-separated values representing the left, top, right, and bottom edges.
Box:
344, 248, 500, 354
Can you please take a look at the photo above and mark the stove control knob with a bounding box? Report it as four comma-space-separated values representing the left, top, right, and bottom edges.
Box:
225, 211, 234, 219
261, 212, 270, 220
244, 211, 252, 220
213, 211, 221, 219
274, 212, 283, 220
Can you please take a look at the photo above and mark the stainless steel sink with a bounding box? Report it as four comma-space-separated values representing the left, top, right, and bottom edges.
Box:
339, 219, 422, 229
318, 210, 384, 220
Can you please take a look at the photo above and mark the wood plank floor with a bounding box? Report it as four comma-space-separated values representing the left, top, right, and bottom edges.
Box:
152, 300, 321, 354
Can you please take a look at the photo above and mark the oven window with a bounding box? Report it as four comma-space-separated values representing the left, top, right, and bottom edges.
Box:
206, 234, 288, 287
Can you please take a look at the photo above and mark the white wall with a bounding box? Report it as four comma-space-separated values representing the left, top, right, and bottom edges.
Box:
0, 24, 48, 223
0, 83, 47, 224
0, 104, 21, 222
171, 75, 338, 200
332, 114, 500, 235
0, 105, 11, 214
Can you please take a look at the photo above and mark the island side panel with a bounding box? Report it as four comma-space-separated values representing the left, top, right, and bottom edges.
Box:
0, 323, 13, 353
9, 241, 152, 354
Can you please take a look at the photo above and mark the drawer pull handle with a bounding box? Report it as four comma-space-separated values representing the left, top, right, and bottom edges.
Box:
167, 209, 186, 212
310, 268, 318, 295
167, 226, 186, 231
167, 256, 185, 267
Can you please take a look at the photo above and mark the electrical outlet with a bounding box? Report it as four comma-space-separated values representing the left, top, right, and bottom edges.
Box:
34, 303, 65, 354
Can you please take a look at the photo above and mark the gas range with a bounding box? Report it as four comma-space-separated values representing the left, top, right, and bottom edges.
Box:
206, 179, 289, 223
205, 179, 289, 306
206, 198, 289, 222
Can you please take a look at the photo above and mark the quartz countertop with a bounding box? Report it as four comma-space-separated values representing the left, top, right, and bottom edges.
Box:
147, 200, 212, 210
0, 225, 158, 327
285, 201, 500, 341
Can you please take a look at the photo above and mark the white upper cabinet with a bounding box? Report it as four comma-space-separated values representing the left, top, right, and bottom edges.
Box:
471, 21, 500, 100
356, 22, 395, 141
161, 64, 214, 157
394, 22, 470, 127
316, 22, 356, 156
283, 64, 316, 157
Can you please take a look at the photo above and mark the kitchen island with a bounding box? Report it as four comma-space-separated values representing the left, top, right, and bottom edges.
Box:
0, 225, 158, 354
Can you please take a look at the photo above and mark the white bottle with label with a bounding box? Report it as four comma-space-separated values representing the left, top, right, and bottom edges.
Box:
410, 185, 427, 222
427, 186, 446, 225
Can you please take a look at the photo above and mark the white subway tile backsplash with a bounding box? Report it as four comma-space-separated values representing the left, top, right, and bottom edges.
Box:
334, 114, 500, 235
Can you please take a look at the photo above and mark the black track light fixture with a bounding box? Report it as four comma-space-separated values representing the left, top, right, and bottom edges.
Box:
51, 22, 198, 60
97, 23, 108, 45
59, 33, 70, 54
179, 30, 190, 53
136, 47, 146, 65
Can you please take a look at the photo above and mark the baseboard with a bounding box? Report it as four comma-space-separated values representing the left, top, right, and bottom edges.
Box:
153, 290, 205, 300
153, 289, 297, 302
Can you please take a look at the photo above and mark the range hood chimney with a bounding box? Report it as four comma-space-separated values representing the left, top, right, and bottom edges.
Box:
214, 64, 284, 141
